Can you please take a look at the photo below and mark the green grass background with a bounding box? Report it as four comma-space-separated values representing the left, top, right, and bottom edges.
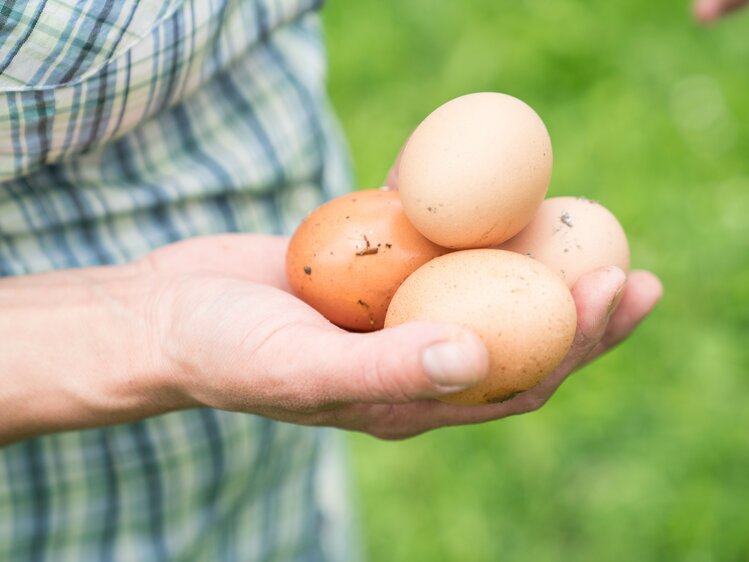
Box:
322, 1, 749, 561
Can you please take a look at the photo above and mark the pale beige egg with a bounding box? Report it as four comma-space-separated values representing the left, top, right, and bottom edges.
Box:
385, 249, 577, 405
397, 92, 552, 249
498, 196, 630, 287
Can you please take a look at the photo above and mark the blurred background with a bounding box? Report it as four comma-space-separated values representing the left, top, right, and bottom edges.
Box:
322, 0, 749, 561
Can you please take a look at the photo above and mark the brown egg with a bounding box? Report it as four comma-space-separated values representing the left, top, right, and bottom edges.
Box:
385, 250, 577, 405
286, 189, 449, 331
397, 92, 552, 249
498, 196, 630, 287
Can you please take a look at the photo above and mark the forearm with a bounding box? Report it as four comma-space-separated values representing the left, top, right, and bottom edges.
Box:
0, 263, 178, 446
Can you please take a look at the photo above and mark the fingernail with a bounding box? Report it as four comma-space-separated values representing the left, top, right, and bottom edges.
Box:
422, 340, 485, 389
606, 282, 626, 319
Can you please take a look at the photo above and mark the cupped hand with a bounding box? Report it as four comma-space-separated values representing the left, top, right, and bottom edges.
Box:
138, 233, 661, 440
694, 0, 749, 22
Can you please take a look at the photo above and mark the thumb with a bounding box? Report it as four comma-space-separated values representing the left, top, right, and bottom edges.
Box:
312, 322, 489, 404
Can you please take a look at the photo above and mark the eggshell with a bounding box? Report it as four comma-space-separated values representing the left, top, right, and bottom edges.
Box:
385, 249, 577, 405
498, 196, 630, 287
286, 189, 449, 331
397, 92, 552, 249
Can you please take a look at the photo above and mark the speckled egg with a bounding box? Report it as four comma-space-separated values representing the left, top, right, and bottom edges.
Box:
498, 196, 630, 287
286, 189, 449, 331
385, 249, 577, 405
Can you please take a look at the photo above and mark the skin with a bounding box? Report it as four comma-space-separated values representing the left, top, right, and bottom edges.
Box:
1, 144, 662, 446
693, 0, 749, 22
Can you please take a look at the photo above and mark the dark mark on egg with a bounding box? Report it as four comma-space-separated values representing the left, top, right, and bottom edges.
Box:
355, 235, 379, 256
357, 299, 375, 325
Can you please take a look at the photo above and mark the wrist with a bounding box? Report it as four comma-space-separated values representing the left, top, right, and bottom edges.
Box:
0, 262, 189, 444
75, 260, 199, 424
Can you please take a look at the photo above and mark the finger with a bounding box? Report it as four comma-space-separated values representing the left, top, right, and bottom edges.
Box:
584, 269, 663, 363
694, 0, 749, 22
301, 321, 490, 406
695, 0, 723, 22
384, 134, 412, 190
384, 157, 401, 190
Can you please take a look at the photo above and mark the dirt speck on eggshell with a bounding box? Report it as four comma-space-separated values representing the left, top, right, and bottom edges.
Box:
498, 196, 630, 287
286, 189, 450, 331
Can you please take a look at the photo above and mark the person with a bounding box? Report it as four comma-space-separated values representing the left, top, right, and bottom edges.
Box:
0, 1, 669, 560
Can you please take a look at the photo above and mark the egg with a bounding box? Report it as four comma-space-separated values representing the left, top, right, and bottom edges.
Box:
286, 189, 449, 331
385, 250, 577, 405
498, 196, 630, 287
397, 92, 552, 249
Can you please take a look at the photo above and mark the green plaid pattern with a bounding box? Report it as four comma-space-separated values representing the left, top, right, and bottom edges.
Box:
0, 0, 358, 560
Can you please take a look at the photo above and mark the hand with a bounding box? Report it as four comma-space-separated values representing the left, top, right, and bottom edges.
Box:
694, 0, 749, 22
376, 142, 662, 438
142, 227, 661, 440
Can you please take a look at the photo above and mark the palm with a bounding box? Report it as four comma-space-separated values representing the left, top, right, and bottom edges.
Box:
143, 234, 346, 412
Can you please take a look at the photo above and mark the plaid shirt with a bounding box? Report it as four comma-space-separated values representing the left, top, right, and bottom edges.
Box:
0, 0, 357, 559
